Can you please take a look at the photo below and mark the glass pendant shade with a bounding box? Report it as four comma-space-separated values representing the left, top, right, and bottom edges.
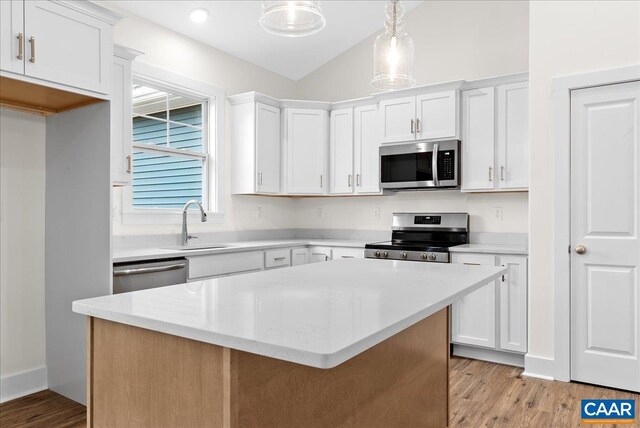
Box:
260, 1, 326, 37
371, 1, 415, 90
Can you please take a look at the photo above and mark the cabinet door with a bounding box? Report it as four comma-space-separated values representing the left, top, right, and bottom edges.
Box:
255, 102, 281, 194
498, 256, 528, 353
354, 105, 381, 194
379, 96, 416, 144
330, 108, 354, 194
308, 247, 332, 263
111, 56, 132, 186
0, 0, 24, 75
291, 248, 309, 266
497, 82, 528, 190
24, 1, 111, 94
416, 90, 458, 140
461, 87, 495, 191
285, 108, 328, 195
450, 253, 497, 348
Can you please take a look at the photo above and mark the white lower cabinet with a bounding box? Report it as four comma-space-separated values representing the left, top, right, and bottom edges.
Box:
264, 249, 290, 269
291, 248, 309, 266
332, 247, 364, 259
451, 252, 528, 356
188, 251, 264, 280
308, 246, 333, 263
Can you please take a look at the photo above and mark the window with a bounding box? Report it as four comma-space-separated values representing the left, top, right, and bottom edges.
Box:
131, 84, 207, 209
122, 63, 224, 224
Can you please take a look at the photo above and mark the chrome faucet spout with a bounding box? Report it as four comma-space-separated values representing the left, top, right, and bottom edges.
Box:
181, 200, 207, 246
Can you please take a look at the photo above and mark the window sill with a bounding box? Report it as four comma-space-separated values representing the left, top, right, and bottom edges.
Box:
121, 209, 225, 225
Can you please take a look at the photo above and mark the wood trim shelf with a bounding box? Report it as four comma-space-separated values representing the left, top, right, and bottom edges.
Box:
0, 76, 103, 116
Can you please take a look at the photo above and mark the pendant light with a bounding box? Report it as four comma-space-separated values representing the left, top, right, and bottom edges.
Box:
371, 0, 415, 90
259, 1, 326, 37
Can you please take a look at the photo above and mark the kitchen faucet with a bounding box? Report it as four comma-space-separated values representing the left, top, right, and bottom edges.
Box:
181, 200, 207, 246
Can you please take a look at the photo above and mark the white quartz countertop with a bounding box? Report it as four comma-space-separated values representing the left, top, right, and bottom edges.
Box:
449, 243, 528, 255
73, 259, 505, 369
113, 239, 368, 264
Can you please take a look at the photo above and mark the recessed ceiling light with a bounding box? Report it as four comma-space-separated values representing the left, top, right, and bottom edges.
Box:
189, 8, 209, 23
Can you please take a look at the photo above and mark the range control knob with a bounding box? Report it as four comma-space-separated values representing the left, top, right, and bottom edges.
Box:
383, 251, 389, 258
421, 253, 428, 260
402, 252, 408, 259
375, 251, 381, 258
428, 253, 437, 261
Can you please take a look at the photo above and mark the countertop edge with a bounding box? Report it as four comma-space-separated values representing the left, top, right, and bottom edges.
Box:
73, 266, 506, 369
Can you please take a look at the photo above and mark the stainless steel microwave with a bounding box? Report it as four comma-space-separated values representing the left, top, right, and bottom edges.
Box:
380, 140, 460, 190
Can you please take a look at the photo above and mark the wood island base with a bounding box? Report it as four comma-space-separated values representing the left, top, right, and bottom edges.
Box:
87, 308, 449, 428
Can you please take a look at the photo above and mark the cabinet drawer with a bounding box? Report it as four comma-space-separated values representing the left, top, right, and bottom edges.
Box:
188, 251, 263, 280
332, 247, 364, 259
265, 249, 291, 269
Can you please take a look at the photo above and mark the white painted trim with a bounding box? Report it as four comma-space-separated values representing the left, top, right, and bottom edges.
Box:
522, 354, 555, 381
452, 344, 524, 367
551, 65, 640, 382
0, 366, 48, 403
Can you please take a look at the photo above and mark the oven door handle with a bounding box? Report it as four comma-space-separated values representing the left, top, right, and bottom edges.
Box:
432, 142, 439, 186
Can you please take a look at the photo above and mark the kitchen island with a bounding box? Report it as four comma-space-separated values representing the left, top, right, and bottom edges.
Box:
73, 259, 505, 428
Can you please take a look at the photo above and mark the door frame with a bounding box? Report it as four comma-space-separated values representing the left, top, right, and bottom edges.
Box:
552, 65, 640, 382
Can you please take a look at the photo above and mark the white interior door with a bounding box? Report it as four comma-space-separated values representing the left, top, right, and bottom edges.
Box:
354, 105, 381, 194
255, 102, 281, 194
330, 108, 354, 194
570, 80, 640, 392
379, 96, 416, 143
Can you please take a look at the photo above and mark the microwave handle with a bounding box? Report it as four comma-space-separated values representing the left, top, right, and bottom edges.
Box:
432, 142, 439, 186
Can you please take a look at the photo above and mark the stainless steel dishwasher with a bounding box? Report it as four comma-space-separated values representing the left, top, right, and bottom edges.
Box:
112, 258, 188, 294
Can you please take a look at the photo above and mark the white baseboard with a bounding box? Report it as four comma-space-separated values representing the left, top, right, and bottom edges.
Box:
452, 344, 525, 367
0, 366, 48, 403
522, 354, 555, 381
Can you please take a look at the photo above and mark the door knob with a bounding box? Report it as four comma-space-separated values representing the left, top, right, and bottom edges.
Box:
575, 245, 587, 255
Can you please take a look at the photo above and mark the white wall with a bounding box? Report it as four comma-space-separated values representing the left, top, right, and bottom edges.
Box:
528, 1, 640, 360
293, 0, 530, 233
0, 109, 47, 386
110, 10, 300, 236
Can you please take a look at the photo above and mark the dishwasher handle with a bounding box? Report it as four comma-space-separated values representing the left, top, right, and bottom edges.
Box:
113, 263, 186, 277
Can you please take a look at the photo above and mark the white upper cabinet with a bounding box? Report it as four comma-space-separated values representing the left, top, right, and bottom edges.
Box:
497, 82, 529, 190
380, 90, 459, 144
255, 103, 281, 194
1, 0, 118, 96
230, 99, 281, 195
111, 46, 141, 187
284, 108, 328, 195
330, 108, 354, 194
23, 1, 113, 94
354, 105, 381, 194
416, 91, 458, 140
0, 0, 24, 75
380, 96, 416, 143
461, 87, 496, 191
461, 80, 529, 192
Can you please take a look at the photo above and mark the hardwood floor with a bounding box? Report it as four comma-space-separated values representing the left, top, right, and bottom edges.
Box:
1, 357, 638, 427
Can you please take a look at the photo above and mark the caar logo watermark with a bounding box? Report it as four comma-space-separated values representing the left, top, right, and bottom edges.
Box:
581, 399, 636, 424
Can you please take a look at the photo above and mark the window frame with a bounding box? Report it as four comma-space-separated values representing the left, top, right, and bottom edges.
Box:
122, 63, 225, 225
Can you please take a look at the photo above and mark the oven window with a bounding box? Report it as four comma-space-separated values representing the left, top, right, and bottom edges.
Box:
381, 152, 433, 183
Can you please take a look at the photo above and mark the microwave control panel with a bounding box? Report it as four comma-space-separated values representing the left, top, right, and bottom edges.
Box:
437, 150, 456, 180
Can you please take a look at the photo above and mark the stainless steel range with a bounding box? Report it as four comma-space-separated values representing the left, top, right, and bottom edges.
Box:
365, 212, 469, 263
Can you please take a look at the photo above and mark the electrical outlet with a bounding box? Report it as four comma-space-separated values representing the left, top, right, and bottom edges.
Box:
373, 207, 380, 220
317, 208, 323, 218
494, 207, 503, 221
257, 206, 263, 219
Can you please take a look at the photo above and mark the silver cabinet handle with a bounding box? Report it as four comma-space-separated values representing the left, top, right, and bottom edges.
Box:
126, 155, 132, 174
356, 174, 361, 187
348, 174, 352, 187
113, 263, 186, 276
416, 118, 421, 134
320, 174, 323, 188
432, 142, 439, 186
500, 166, 505, 181
410, 118, 415, 134
16, 33, 23, 60
489, 166, 493, 182
257, 172, 262, 186
273, 256, 286, 261
29, 36, 35, 63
